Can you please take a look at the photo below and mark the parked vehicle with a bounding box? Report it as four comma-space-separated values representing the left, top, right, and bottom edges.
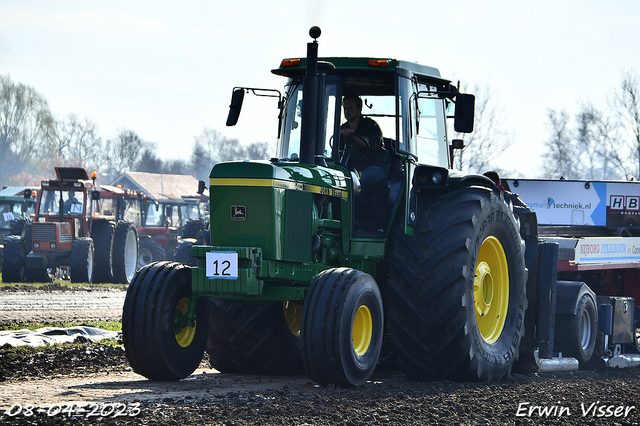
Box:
2, 168, 138, 284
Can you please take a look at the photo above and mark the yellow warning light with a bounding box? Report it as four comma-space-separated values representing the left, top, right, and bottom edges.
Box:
368, 59, 390, 68
31, 190, 37, 197
117, 184, 122, 189
281, 59, 302, 67
91, 171, 97, 179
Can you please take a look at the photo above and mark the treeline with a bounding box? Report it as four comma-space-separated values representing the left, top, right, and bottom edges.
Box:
0, 74, 270, 186
542, 71, 640, 181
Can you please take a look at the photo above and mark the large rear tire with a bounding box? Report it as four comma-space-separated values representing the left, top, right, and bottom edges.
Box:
174, 238, 197, 266
205, 299, 304, 375
301, 268, 384, 387
2, 236, 26, 282
388, 185, 526, 382
91, 220, 115, 283
112, 221, 138, 284
138, 237, 164, 268
9, 217, 29, 236
122, 261, 207, 380
69, 237, 94, 283
182, 219, 203, 240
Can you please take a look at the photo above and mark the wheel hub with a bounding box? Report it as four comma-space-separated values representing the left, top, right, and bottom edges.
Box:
352, 305, 373, 356
474, 236, 510, 344
174, 297, 197, 348
474, 261, 494, 317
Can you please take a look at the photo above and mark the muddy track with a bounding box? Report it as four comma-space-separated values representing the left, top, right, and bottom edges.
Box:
1, 286, 640, 425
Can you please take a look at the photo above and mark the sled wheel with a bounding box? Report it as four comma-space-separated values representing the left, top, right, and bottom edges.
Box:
555, 294, 597, 366
122, 261, 207, 381
301, 268, 384, 387
388, 185, 527, 382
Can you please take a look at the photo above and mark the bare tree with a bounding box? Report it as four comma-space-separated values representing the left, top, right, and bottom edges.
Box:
191, 128, 245, 180
613, 71, 640, 179
52, 114, 103, 169
452, 85, 512, 175
542, 110, 579, 179
0, 75, 56, 182
135, 146, 164, 173
105, 129, 147, 179
245, 141, 271, 160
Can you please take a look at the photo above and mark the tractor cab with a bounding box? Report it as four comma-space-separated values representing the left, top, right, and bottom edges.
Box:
34, 167, 94, 249
227, 48, 474, 237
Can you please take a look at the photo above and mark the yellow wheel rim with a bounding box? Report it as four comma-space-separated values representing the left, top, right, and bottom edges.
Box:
474, 236, 509, 344
352, 305, 373, 356
175, 297, 197, 348
283, 301, 302, 338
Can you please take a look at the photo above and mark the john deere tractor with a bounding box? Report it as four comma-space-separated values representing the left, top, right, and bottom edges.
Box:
123, 28, 527, 386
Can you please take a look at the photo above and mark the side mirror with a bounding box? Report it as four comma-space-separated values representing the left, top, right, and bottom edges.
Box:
23, 189, 31, 199
454, 93, 475, 133
197, 180, 206, 195
91, 190, 101, 200
226, 88, 245, 126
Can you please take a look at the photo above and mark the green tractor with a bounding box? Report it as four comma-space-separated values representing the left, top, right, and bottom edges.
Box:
123, 27, 527, 386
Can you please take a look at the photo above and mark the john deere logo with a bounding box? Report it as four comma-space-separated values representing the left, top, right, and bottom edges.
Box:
231, 205, 247, 221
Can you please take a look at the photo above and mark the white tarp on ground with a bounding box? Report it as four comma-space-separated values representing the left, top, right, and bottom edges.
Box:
0, 326, 120, 348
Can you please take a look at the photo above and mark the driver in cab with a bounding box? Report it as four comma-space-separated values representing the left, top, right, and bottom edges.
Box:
340, 95, 389, 214
63, 190, 82, 215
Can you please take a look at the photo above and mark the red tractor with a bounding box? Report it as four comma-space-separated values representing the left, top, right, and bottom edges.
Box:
136, 196, 208, 267
1, 167, 138, 284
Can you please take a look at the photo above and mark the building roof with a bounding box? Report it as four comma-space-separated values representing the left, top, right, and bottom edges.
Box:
110, 172, 204, 200
0, 186, 39, 197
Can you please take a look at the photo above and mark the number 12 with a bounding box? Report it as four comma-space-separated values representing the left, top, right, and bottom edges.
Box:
212, 260, 231, 276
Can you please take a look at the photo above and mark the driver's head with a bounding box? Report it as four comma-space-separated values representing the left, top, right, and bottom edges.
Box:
342, 95, 362, 122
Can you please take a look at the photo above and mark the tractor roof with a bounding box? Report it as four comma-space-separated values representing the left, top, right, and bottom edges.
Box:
273, 57, 445, 82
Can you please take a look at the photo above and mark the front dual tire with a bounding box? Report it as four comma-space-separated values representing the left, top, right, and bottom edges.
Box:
301, 268, 384, 387
122, 261, 207, 381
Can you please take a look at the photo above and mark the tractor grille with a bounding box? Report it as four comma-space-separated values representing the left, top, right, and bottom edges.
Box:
33, 223, 57, 242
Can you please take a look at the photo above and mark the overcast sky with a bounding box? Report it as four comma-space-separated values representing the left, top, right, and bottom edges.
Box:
2, 0, 639, 177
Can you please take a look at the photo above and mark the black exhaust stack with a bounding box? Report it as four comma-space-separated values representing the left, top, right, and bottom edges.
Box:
299, 26, 321, 165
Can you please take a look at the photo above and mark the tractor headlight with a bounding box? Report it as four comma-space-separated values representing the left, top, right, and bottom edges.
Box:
50, 243, 56, 249
33, 242, 40, 249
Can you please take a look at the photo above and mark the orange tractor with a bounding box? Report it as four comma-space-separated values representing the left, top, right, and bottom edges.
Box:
1, 167, 138, 283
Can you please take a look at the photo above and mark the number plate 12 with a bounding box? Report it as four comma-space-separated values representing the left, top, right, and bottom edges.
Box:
205, 252, 238, 279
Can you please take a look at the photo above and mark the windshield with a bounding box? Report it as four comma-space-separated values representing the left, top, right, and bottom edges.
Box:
277, 80, 338, 161
276, 70, 449, 167
38, 189, 85, 216
180, 204, 200, 221
0, 202, 20, 229
145, 203, 163, 226
123, 199, 142, 226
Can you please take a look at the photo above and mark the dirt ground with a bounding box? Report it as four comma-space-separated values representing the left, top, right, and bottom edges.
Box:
2, 285, 640, 425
